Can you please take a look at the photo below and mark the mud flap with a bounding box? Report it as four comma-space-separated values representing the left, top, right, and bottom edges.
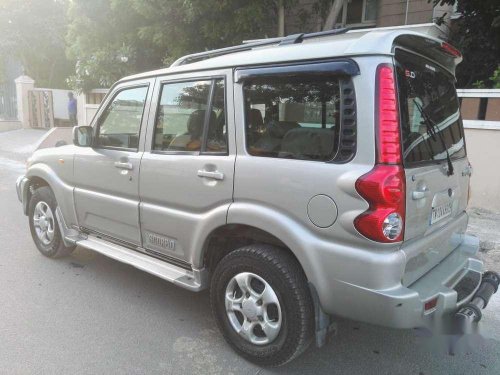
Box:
309, 283, 337, 348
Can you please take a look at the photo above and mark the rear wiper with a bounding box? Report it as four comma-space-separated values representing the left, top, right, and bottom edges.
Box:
413, 99, 454, 176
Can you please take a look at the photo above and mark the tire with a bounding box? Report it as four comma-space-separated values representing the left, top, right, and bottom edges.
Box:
210, 244, 314, 367
28, 186, 75, 258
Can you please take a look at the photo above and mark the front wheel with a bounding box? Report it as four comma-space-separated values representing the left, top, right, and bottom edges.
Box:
210, 244, 314, 367
28, 186, 75, 258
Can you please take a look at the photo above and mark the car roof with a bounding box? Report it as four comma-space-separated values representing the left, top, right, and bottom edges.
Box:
120, 23, 453, 83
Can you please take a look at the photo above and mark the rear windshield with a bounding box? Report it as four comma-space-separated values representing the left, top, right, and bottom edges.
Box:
243, 76, 340, 161
395, 49, 466, 166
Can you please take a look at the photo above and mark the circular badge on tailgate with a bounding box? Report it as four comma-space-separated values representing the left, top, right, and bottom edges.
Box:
307, 195, 338, 228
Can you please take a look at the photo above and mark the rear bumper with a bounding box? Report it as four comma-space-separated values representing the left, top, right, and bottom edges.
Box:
317, 235, 484, 329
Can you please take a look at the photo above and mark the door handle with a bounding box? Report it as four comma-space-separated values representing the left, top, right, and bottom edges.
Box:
114, 161, 133, 170
197, 170, 224, 181
412, 186, 429, 200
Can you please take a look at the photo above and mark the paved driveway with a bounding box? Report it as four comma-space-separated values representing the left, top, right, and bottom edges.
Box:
0, 131, 499, 374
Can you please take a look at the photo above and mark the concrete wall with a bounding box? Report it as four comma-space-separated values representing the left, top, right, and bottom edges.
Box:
42, 88, 72, 120
77, 89, 108, 126
464, 128, 500, 211
0, 120, 22, 133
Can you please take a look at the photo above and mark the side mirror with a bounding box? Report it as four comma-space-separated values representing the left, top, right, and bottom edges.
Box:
73, 126, 93, 147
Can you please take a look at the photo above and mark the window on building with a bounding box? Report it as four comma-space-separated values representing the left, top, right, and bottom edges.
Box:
343, 0, 377, 26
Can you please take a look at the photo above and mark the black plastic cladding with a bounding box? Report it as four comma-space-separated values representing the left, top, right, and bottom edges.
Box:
334, 78, 357, 163
235, 59, 360, 83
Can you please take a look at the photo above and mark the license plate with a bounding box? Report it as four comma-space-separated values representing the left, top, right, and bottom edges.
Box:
430, 202, 453, 224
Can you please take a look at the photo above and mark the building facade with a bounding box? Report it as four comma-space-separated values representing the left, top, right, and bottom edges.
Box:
285, 0, 456, 35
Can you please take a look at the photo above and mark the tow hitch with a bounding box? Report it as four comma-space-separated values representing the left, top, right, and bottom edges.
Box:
454, 271, 500, 333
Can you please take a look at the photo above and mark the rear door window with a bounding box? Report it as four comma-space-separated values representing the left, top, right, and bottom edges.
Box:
243, 76, 341, 161
153, 79, 227, 153
395, 49, 466, 166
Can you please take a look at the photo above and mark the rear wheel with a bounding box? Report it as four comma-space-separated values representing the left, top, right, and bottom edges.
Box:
28, 186, 75, 258
210, 244, 314, 367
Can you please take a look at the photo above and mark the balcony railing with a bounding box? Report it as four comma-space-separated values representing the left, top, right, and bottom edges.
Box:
458, 89, 500, 130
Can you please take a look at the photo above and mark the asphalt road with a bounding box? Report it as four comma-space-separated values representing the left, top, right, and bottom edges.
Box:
1, 148, 500, 374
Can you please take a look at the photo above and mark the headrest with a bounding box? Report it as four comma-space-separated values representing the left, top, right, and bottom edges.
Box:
248, 108, 264, 128
187, 109, 216, 138
279, 127, 334, 160
267, 120, 300, 138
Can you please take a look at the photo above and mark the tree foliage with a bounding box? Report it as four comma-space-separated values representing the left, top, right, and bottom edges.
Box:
432, 0, 500, 88
66, 0, 293, 91
0, 0, 73, 88
19, 1, 499, 90
1, 0, 337, 91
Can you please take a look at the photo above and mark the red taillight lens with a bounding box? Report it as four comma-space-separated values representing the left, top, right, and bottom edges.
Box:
354, 64, 405, 243
424, 297, 438, 313
376, 65, 401, 164
441, 42, 462, 58
354, 165, 406, 243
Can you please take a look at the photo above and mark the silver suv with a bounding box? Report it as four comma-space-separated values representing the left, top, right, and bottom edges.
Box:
16, 26, 499, 366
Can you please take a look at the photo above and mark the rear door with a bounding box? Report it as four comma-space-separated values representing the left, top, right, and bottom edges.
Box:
395, 49, 471, 283
139, 70, 235, 265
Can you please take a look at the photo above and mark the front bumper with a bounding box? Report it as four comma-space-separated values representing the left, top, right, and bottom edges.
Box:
16, 175, 30, 214
317, 235, 486, 329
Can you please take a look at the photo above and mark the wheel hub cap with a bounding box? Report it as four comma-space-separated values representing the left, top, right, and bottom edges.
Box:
225, 272, 282, 345
241, 298, 261, 321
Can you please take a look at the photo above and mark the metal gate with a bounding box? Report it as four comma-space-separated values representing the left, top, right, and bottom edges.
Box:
29, 89, 54, 128
0, 81, 17, 120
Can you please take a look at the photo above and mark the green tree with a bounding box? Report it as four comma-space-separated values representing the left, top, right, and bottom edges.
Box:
432, 0, 500, 88
66, 0, 307, 91
0, 0, 73, 88
132, 0, 285, 61
66, 0, 165, 91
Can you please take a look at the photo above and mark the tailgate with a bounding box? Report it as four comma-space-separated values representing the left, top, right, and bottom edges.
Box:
395, 49, 471, 284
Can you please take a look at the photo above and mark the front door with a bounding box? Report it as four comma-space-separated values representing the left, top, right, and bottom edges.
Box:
73, 80, 154, 245
139, 70, 235, 264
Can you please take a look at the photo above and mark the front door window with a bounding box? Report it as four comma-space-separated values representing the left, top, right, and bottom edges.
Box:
96, 86, 148, 149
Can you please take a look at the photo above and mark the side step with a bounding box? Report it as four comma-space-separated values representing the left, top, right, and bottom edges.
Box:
76, 235, 207, 292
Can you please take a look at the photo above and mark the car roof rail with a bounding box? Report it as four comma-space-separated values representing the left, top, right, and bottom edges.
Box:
170, 28, 349, 67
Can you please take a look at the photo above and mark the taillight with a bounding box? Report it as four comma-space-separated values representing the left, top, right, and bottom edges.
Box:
354, 64, 405, 243
376, 65, 401, 164
441, 41, 462, 58
355, 165, 405, 242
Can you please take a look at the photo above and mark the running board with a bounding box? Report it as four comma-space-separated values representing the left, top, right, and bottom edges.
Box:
76, 235, 207, 292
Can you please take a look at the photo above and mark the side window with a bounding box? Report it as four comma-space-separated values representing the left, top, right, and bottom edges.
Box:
243, 76, 341, 161
96, 86, 148, 149
153, 79, 227, 153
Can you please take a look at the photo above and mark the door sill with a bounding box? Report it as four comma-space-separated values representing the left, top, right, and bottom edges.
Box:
76, 235, 207, 291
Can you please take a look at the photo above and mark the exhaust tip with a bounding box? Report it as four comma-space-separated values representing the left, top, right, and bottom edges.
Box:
482, 271, 500, 293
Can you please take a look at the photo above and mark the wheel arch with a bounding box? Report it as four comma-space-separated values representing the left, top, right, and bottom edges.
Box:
22, 175, 50, 215
202, 224, 297, 271
25, 164, 77, 225
200, 203, 320, 287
